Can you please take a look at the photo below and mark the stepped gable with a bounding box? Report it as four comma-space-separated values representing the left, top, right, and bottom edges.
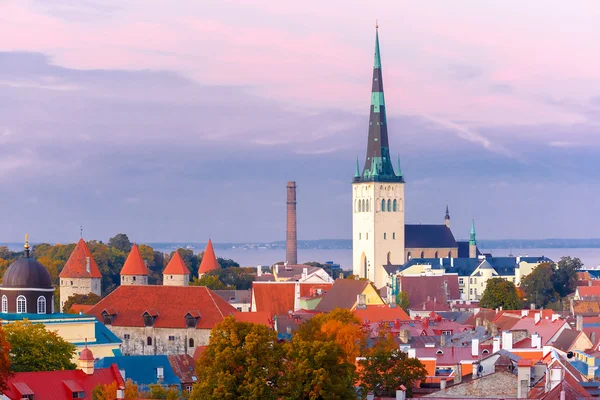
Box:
120, 244, 149, 276
198, 239, 220, 274
60, 238, 102, 278
163, 251, 190, 275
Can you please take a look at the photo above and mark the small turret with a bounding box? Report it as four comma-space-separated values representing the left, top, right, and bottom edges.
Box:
469, 219, 477, 258
78, 339, 95, 375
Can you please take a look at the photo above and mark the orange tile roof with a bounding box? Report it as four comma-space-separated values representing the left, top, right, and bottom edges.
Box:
120, 244, 149, 276
59, 238, 102, 278
70, 304, 94, 314
578, 286, 600, 298
87, 285, 238, 329
572, 300, 600, 315
353, 305, 411, 323
163, 251, 190, 275
251, 282, 333, 318
198, 239, 220, 274
232, 311, 273, 327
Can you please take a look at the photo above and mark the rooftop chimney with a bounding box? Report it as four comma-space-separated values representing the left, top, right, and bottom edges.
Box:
256, 265, 262, 277
286, 181, 298, 265
531, 332, 542, 349
517, 360, 531, 398
534, 312, 541, 324
576, 315, 583, 331
502, 331, 513, 350
493, 337, 500, 353
471, 338, 479, 357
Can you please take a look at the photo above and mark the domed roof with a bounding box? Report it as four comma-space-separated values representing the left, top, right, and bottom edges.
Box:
2, 237, 53, 290
79, 346, 94, 361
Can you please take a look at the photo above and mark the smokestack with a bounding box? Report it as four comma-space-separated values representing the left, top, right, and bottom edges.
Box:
286, 181, 298, 265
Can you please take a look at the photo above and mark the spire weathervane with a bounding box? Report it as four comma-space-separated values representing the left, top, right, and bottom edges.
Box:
24, 233, 30, 257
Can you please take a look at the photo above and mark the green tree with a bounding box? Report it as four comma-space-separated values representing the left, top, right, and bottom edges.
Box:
62, 292, 103, 313
279, 338, 356, 400
108, 233, 132, 252
190, 273, 232, 290
479, 278, 521, 310
554, 257, 581, 298
191, 316, 282, 400
358, 327, 427, 398
521, 263, 559, 308
145, 384, 181, 399
4, 320, 76, 372
396, 291, 410, 312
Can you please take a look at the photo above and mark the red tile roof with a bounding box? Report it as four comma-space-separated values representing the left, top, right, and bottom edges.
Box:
192, 346, 207, 361
163, 251, 190, 275
168, 354, 196, 384
354, 305, 411, 323
69, 304, 94, 314
510, 318, 569, 345
252, 282, 332, 318
198, 239, 220, 274
87, 285, 238, 329
577, 286, 600, 298
2, 364, 124, 400
120, 244, 149, 276
232, 311, 273, 327
59, 238, 102, 278
410, 299, 451, 312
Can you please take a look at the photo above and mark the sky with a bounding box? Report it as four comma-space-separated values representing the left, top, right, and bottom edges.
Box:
0, 0, 599, 243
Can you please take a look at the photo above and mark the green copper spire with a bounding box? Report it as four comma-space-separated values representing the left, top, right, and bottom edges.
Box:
397, 154, 402, 178
355, 154, 360, 178
355, 23, 403, 184
469, 219, 477, 245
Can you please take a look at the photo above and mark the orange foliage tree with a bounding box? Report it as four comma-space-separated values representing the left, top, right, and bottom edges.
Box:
0, 324, 11, 390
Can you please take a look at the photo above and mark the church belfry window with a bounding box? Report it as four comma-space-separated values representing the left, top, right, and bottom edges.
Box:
393, 199, 397, 212
387, 199, 391, 212
1, 296, 6, 313
381, 199, 385, 212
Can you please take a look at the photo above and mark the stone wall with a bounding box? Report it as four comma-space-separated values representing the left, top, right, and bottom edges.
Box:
162, 274, 189, 287
108, 326, 211, 356
59, 277, 101, 310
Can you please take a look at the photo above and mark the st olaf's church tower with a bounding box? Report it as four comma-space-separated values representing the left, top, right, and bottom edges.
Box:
352, 24, 405, 289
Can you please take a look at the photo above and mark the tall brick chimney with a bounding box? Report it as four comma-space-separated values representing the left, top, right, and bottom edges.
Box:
286, 181, 298, 265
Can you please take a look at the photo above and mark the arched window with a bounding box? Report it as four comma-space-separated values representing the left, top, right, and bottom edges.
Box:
366, 199, 370, 212
51, 295, 55, 313
387, 199, 391, 212
393, 199, 397, 212
392, 232, 396, 240
434, 251, 439, 258
366, 233, 368, 240
448, 251, 452, 258
387, 252, 391, 264
359, 233, 361, 240
381, 199, 385, 212
37, 296, 46, 314
147, 337, 152, 346
407, 252, 412, 260
1, 296, 7, 313
189, 338, 194, 348
420, 251, 425, 258
384, 233, 387, 240
359, 200, 362, 212
17, 295, 26, 314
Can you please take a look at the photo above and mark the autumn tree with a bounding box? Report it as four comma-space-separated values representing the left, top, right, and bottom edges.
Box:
521, 263, 559, 308
191, 316, 282, 400
4, 321, 76, 372
144, 384, 181, 399
278, 338, 356, 400
479, 278, 521, 310
554, 257, 581, 298
63, 292, 103, 313
92, 379, 139, 400
396, 291, 410, 312
189, 274, 232, 290
0, 324, 12, 391
358, 327, 426, 398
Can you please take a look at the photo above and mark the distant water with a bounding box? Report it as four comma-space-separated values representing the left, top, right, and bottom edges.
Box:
157, 247, 600, 269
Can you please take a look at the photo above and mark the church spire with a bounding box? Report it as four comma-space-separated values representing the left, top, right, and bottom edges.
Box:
444, 203, 450, 228
469, 219, 477, 245
356, 24, 403, 183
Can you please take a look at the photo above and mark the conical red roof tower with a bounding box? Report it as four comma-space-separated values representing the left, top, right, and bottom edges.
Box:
60, 238, 102, 278
163, 251, 190, 275
198, 239, 220, 275
120, 244, 149, 276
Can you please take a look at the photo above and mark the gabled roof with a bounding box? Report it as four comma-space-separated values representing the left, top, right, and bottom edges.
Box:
398, 275, 460, 306
120, 244, 149, 276
2, 365, 124, 400
87, 286, 238, 329
353, 305, 410, 324
511, 318, 569, 345
577, 286, 600, 298
251, 282, 332, 318
95, 355, 180, 387
198, 239, 220, 274
168, 354, 196, 384
552, 329, 587, 353
232, 311, 272, 327
212, 289, 252, 304
405, 224, 457, 249
540, 371, 592, 400
314, 279, 370, 312
274, 264, 326, 280
163, 251, 190, 275
59, 238, 102, 278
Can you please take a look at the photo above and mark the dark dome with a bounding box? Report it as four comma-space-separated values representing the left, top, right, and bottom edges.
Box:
2, 257, 53, 289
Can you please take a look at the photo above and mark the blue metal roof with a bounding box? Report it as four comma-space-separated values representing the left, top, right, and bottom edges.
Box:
95, 355, 181, 389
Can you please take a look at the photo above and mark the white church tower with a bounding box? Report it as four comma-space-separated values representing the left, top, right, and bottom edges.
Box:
352, 24, 405, 289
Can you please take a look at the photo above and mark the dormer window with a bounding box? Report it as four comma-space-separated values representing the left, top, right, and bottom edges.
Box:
142, 309, 159, 327
185, 311, 201, 328
101, 308, 117, 325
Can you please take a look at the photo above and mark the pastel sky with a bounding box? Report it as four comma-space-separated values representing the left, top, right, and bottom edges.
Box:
0, 0, 599, 243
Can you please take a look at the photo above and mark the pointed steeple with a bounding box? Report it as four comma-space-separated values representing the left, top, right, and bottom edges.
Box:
469, 219, 477, 245
356, 24, 403, 183
198, 239, 220, 276
445, 203, 450, 219
164, 250, 191, 275
60, 238, 102, 278
120, 244, 149, 276
397, 154, 403, 178
355, 154, 360, 178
